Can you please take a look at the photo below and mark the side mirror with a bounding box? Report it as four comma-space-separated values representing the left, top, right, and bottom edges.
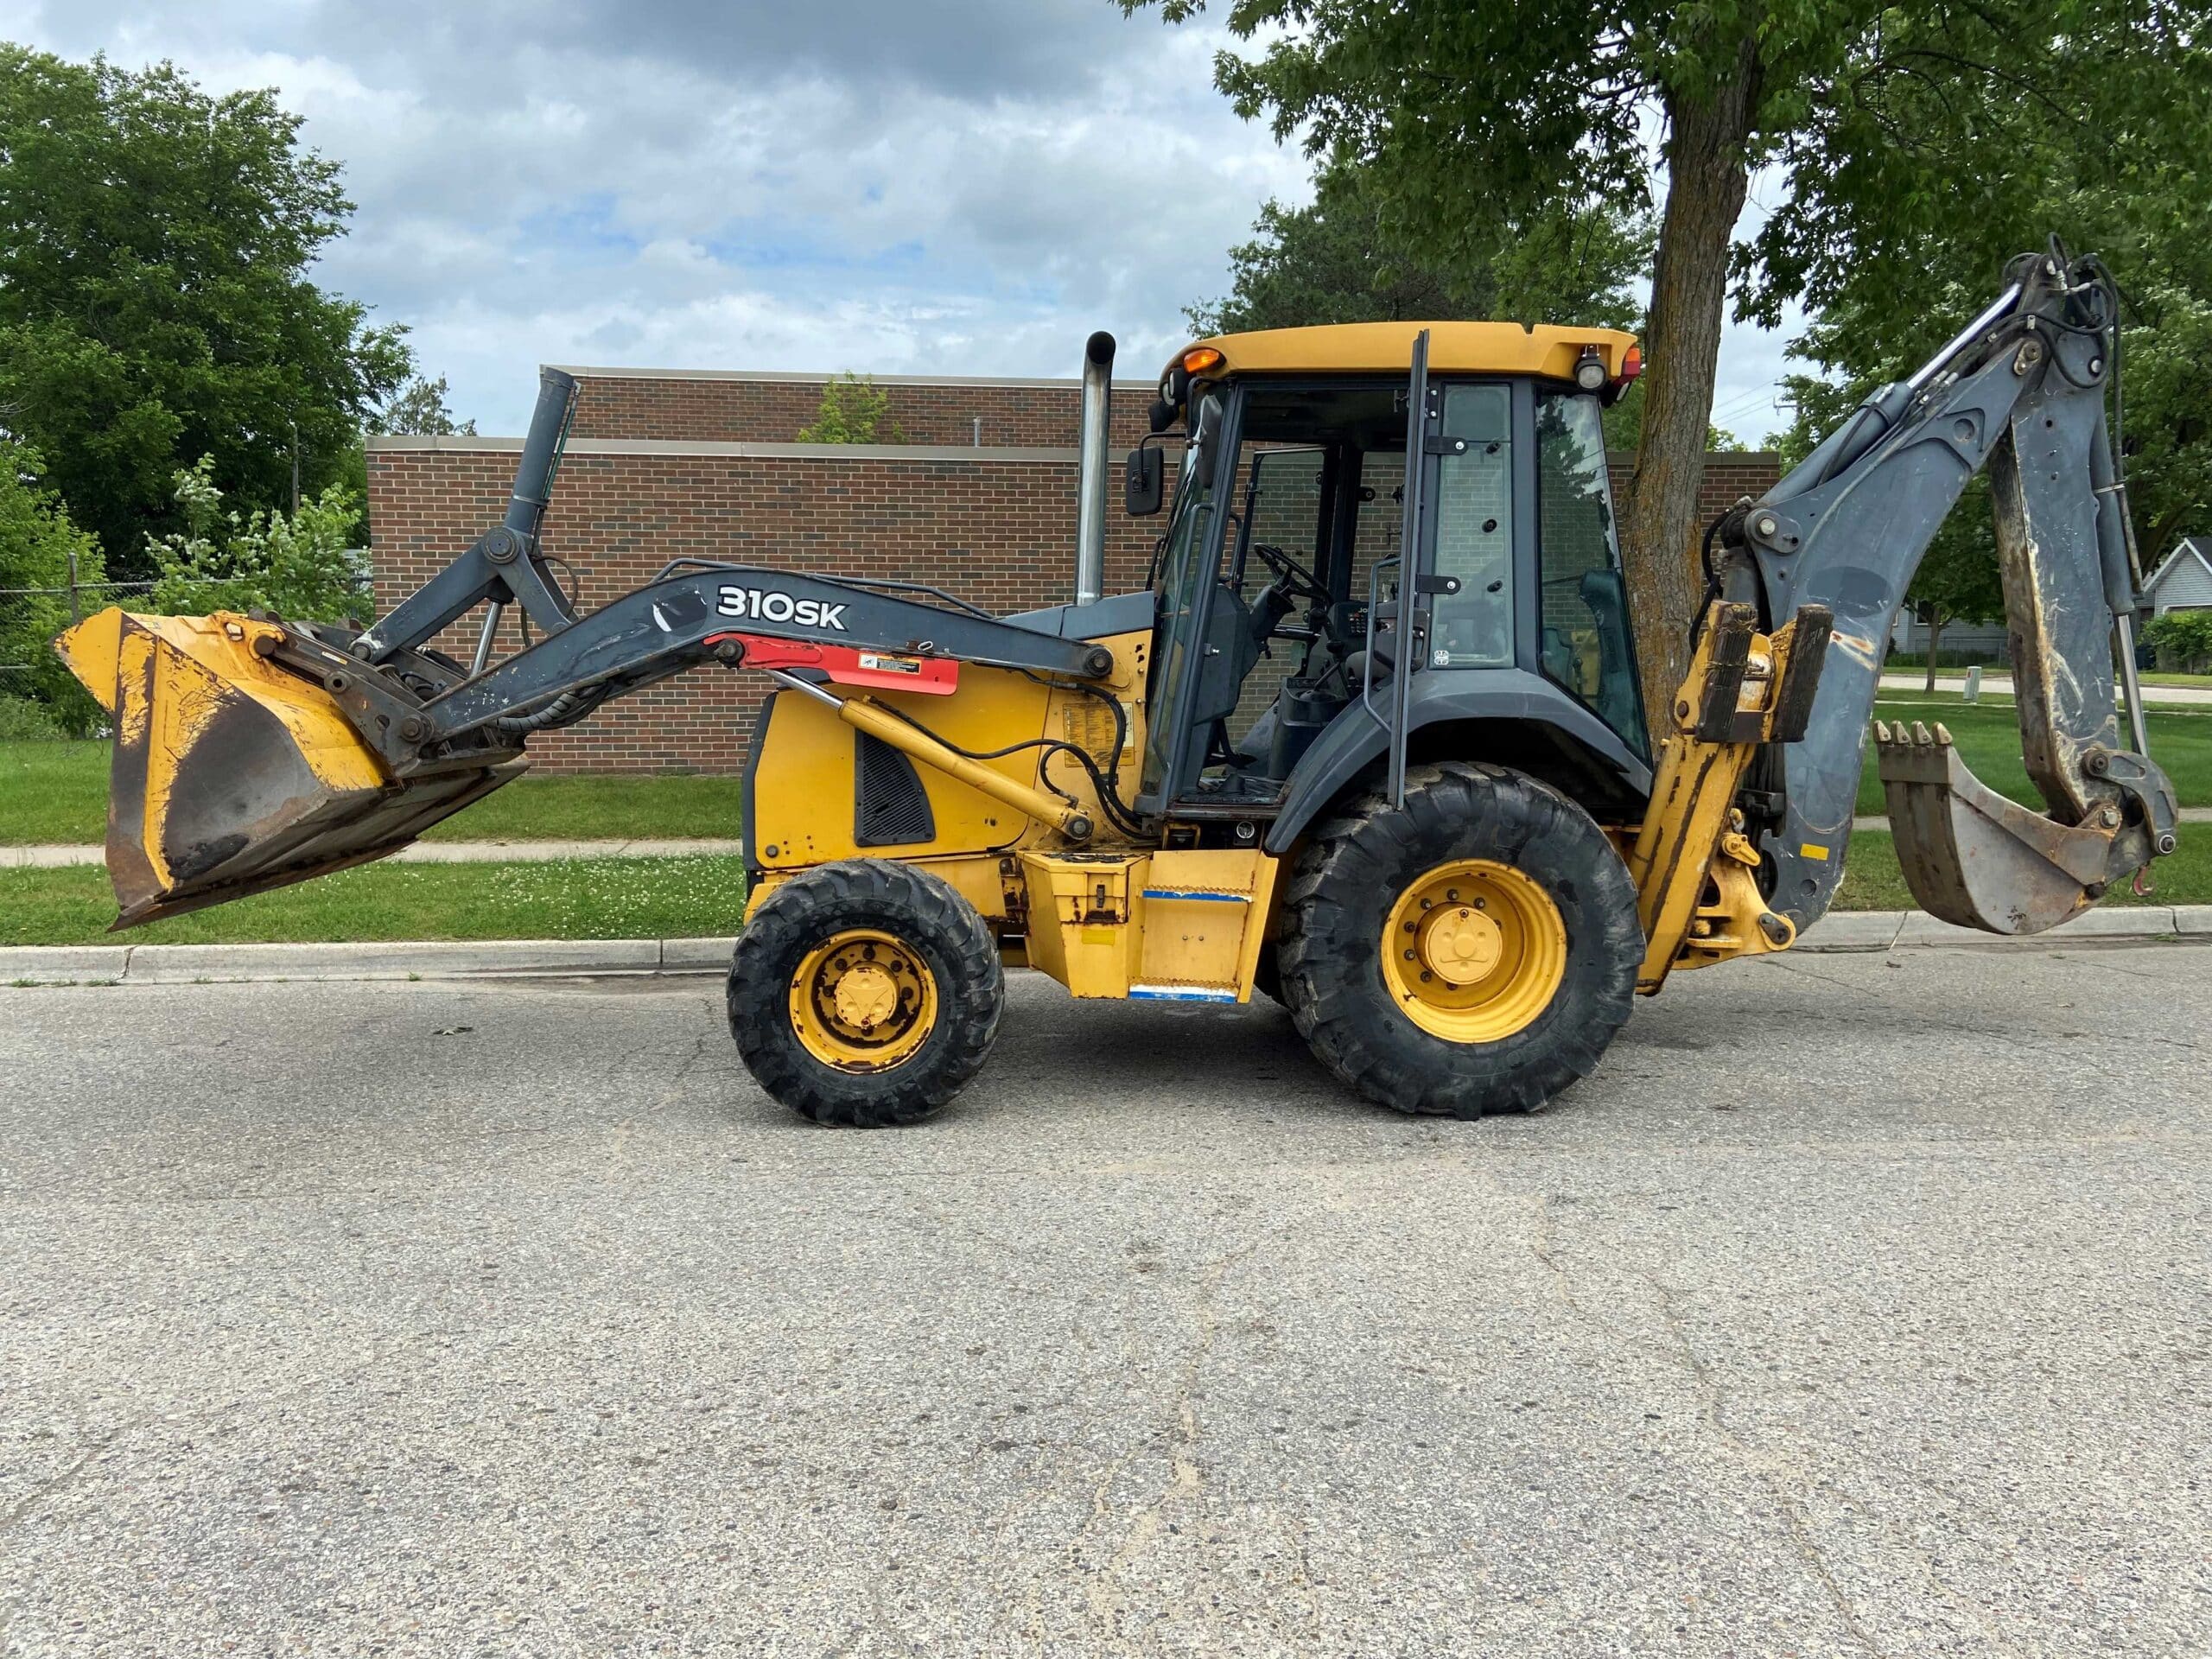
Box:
1125, 446, 1165, 517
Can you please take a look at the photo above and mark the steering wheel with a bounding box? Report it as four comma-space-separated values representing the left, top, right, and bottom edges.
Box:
1250, 543, 1328, 605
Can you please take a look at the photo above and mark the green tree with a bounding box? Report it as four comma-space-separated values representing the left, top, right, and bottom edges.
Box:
0, 442, 104, 733
1188, 163, 1650, 337
148, 455, 366, 623
796, 373, 906, 444
372, 374, 477, 438
0, 48, 411, 582
1774, 80, 2212, 676
1120, 0, 2207, 720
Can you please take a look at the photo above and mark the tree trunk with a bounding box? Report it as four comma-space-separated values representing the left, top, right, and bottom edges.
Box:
1619, 45, 1760, 727
1923, 611, 1945, 691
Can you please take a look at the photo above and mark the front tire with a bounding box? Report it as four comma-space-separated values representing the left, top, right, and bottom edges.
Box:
1277, 762, 1641, 1118
729, 860, 1003, 1127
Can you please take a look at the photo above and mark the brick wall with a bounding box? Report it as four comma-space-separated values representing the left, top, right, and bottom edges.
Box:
367, 372, 1780, 776
563, 368, 1162, 450
366, 438, 1170, 773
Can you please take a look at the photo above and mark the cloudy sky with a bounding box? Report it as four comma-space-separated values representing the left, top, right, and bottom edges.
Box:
2, 0, 1800, 440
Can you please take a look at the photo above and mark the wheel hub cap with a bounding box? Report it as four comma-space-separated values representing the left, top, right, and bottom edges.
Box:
833, 963, 899, 1030
1421, 906, 1503, 985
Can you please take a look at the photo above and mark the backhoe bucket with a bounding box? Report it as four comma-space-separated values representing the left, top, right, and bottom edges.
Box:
1875, 720, 2115, 935
54, 608, 523, 929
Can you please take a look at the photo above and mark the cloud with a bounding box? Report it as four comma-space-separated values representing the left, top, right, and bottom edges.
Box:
0, 0, 1793, 434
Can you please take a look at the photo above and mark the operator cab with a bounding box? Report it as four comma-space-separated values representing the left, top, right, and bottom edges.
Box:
1130, 321, 1652, 837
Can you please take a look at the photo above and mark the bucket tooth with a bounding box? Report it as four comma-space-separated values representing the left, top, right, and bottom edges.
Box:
54, 608, 525, 928
1877, 728, 2120, 935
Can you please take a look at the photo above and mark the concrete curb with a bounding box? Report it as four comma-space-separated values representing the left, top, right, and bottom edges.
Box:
1, 938, 741, 986
3, 913, 2203, 986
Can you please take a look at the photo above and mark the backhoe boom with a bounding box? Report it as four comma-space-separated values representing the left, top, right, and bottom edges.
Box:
1711, 248, 2176, 936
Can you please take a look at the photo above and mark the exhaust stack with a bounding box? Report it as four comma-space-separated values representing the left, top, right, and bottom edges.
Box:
1074, 331, 1114, 607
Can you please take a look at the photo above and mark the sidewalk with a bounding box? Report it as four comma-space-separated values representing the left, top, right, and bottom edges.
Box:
3, 909, 2205, 985
1878, 671, 2212, 706
3, 836, 747, 869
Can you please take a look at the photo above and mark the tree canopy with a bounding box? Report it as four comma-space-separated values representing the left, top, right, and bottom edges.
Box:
1122, 0, 2212, 715
0, 47, 411, 580
1187, 163, 1650, 338
1773, 49, 2212, 672
373, 375, 478, 439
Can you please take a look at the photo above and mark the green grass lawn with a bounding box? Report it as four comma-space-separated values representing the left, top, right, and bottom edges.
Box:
0, 856, 752, 949
1, 833, 2196, 948
1857, 697, 2212, 816
1833, 826, 2204, 912
0, 741, 747, 845
11, 699, 2209, 848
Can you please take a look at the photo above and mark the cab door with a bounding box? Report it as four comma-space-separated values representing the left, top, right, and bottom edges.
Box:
1134, 385, 1242, 812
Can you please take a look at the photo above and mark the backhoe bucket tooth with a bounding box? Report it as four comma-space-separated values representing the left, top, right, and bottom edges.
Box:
1875, 720, 2116, 936
54, 608, 523, 929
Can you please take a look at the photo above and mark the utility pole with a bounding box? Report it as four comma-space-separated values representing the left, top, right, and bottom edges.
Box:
290, 421, 301, 513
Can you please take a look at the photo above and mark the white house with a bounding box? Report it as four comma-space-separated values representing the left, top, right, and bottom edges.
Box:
2143, 537, 2212, 613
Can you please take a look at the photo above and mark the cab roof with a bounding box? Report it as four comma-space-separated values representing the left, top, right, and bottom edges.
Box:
1167, 321, 1640, 385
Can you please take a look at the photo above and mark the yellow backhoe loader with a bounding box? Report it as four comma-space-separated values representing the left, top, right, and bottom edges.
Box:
57, 245, 2177, 1125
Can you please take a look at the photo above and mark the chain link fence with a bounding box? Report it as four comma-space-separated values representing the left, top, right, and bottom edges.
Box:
2, 564, 377, 740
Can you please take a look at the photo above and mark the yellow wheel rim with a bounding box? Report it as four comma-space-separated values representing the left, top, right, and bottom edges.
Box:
1381, 858, 1567, 1043
788, 928, 938, 1072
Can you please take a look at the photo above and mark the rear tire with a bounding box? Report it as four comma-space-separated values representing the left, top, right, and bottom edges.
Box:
1277, 762, 1640, 1118
729, 860, 1002, 1127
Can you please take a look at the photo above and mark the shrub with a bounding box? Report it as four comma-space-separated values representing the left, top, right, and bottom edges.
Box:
2143, 608, 2212, 674
148, 455, 367, 623
0, 693, 66, 740
0, 442, 105, 735
796, 373, 906, 444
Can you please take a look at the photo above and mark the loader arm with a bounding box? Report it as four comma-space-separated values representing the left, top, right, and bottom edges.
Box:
55, 368, 1119, 928
1631, 246, 2177, 976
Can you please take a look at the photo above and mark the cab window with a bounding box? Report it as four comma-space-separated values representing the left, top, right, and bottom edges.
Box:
1427, 385, 1514, 668
1535, 392, 1646, 756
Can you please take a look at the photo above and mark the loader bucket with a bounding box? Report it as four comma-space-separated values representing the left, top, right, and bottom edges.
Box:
54, 608, 524, 929
1875, 719, 2117, 935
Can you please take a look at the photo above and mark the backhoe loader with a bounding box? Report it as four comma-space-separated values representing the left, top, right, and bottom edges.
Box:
56, 245, 2178, 1125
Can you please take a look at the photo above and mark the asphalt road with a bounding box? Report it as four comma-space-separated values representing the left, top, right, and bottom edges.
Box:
3, 945, 2208, 1657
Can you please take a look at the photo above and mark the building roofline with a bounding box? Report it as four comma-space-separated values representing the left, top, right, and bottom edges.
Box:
549, 364, 1161, 392
2145, 537, 2212, 592
365, 435, 1099, 463
368, 432, 1774, 467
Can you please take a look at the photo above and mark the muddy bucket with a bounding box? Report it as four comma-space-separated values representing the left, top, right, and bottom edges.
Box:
54, 608, 524, 928
1875, 718, 2130, 935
